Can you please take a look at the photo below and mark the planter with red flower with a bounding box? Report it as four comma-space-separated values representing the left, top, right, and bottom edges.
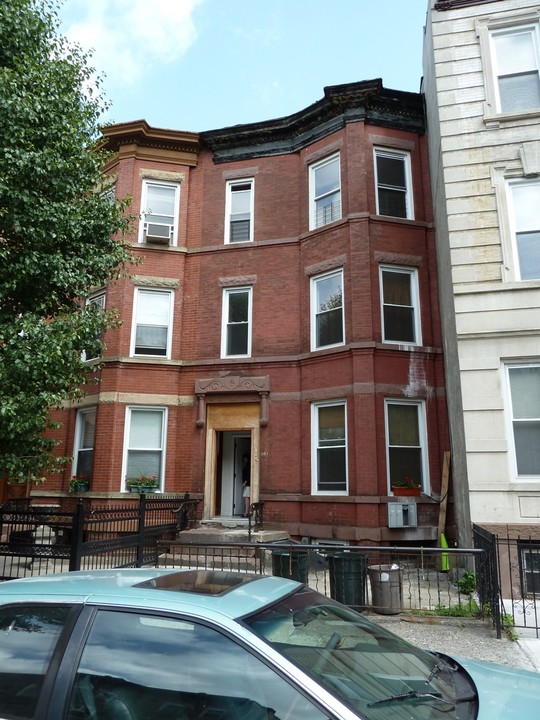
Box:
126, 475, 159, 493
391, 476, 421, 496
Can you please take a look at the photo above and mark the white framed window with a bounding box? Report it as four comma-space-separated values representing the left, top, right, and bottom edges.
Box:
72, 407, 96, 481
221, 287, 252, 358
507, 179, 540, 280
385, 400, 428, 494
131, 288, 174, 358
139, 179, 180, 246
380, 265, 421, 345
506, 364, 540, 478
311, 401, 347, 494
374, 148, 413, 219
309, 153, 341, 230
311, 269, 344, 351
122, 407, 166, 490
82, 291, 106, 362
225, 179, 254, 243
491, 25, 540, 114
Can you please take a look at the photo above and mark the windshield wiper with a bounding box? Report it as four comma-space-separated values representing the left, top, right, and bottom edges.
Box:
367, 690, 455, 709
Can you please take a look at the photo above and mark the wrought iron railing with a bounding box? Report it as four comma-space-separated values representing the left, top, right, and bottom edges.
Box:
0, 494, 193, 579
155, 541, 491, 620
475, 523, 540, 638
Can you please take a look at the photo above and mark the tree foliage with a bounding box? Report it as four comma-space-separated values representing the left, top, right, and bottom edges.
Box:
0, 0, 132, 481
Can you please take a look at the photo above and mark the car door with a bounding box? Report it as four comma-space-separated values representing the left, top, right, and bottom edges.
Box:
0, 603, 78, 720
55, 606, 336, 720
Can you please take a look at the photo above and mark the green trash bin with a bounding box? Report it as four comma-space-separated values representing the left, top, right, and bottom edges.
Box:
328, 552, 369, 611
271, 549, 309, 584
368, 564, 402, 615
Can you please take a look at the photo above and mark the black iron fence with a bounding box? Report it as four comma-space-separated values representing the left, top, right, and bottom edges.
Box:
474, 523, 540, 638
0, 495, 199, 579
156, 541, 495, 626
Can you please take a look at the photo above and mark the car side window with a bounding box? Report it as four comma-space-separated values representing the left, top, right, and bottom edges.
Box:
66, 609, 330, 720
0, 604, 72, 720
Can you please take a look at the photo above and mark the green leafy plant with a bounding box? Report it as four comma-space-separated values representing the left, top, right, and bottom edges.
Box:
426, 599, 480, 617
0, 0, 134, 483
392, 476, 421, 488
126, 475, 158, 490
502, 612, 518, 642
69, 475, 89, 492
456, 571, 476, 596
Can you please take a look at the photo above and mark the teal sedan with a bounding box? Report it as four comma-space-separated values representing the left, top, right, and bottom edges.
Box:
0, 568, 538, 719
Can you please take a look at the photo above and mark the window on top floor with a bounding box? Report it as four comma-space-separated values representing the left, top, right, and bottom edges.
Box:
139, 179, 180, 246
221, 286, 252, 358
309, 153, 341, 230
491, 25, 540, 114
380, 265, 421, 345
225, 179, 254, 243
507, 179, 540, 280
374, 149, 413, 220
131, 288, 174, 358
311, 269, 344, 351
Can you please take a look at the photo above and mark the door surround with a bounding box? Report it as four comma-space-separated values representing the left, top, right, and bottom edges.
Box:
203, 403, 260, 520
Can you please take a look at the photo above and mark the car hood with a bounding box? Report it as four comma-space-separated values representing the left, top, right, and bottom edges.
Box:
456, 656, 540, 719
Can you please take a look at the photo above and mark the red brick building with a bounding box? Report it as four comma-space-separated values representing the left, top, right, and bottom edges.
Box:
42, 80, 450, 544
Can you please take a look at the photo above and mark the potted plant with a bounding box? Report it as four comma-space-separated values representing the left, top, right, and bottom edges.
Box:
126, 475, 159, 493
138, 474, 159, 493
69, 475, 90, 493
126, 477, 142, 493
392, 476, 421, 496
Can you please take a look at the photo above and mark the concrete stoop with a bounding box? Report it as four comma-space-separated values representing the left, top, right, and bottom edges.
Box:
158, 524, 290, 574
174, 526, 289, 544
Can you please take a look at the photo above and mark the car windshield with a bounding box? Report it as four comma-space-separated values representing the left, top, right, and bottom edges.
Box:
245, 586, 477, 720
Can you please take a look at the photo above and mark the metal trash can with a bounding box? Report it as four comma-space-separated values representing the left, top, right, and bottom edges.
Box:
328, 552, 369, 611
271, 549, 309, 584
368, 564, 402, 615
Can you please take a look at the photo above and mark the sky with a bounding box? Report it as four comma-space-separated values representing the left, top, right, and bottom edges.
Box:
58, 0, 429, 133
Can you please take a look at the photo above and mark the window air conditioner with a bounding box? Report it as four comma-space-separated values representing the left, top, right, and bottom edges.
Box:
388, 502, 417, 528
144, 222, 172, 244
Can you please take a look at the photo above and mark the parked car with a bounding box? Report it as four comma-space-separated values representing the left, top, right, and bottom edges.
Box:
0, 568, 539, 720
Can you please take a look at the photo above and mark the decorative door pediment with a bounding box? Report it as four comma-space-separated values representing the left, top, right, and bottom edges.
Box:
195, 375, 270, 427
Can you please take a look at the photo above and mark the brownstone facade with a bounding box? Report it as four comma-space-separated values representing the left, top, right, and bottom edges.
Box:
40, 80, 451, 545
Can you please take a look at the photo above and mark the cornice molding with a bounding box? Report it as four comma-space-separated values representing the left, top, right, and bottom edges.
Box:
434, 0, 493, 9
102, 120, 199, 163
200, 80, 424, 163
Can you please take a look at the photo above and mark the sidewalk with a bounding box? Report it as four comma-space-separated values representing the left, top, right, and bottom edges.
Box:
516, 626, 540, 673
367, 613, 540, 673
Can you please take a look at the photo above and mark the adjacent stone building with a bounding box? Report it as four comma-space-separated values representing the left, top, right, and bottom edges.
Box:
423, 0, 540, 568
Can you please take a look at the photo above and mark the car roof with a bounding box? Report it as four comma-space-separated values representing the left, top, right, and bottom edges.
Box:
0, 569, 301, 619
